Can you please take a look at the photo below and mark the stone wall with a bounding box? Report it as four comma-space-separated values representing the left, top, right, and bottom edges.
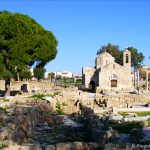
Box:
82, 67, 95, 88
95, 93, 150, 108
0, 80, 54, 92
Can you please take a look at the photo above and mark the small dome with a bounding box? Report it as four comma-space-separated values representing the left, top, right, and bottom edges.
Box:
124, 48, 130, 52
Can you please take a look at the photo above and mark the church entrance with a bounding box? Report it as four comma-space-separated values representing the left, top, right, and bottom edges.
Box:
90, 80, 96, 92
110, 74, 117, 88
111, 80, 117, 87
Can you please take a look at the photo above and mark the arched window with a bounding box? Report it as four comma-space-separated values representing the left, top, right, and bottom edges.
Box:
110, 74, 117, 80
126, 54, 129, 63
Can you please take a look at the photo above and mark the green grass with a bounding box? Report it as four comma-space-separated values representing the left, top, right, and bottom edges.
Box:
31, 94, 45, 100
0, 144, 8, 150
136, 112, 150, 116
118, 111, 150, 117
0, 98, 9, 102
31, 92, 60, 100
118, 112, 128, 117
148, 119, 150, 126
0, 107, 7, 113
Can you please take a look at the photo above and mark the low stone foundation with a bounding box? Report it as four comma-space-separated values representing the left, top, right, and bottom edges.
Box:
95, 93, 150, 108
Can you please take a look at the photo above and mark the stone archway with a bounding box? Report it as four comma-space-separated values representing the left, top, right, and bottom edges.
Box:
90, 80, 96, 92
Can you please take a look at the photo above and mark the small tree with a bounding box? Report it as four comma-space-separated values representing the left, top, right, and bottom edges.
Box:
33, 67, 46, 81
127, 47, 145, 69
20, 69, 32, 81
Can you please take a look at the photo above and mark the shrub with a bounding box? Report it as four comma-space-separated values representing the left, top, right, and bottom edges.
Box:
0, 144, 8, 150
55, 102, 64, 115
31, 94, 45, 100
0, 107, 7, 113
0, 98, 9, 102
102, 121, 143, 134
136, 112, 150, 116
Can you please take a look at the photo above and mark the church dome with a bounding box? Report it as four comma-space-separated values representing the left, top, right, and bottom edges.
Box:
99, 51, 113, 58
96, 51, 115, 68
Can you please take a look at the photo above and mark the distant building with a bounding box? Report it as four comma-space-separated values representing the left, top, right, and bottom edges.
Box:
44, 72, 50, 79
136, 65, 150, 91
73, 73, 82, 82
82, 49, 133, 92
55, 71, 73, 78
29, 68, 34, 76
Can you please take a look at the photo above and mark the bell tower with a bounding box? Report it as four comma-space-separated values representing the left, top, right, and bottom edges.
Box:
123, 49, 131, 68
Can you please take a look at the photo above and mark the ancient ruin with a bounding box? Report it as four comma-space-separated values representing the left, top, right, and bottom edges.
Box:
0, 80, 150, 149
82, 49, 133, 92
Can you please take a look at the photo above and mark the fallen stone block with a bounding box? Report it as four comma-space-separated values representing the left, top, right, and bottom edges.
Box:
122, 116, 148, 122
0, 127, 9, 141
108, 114, 123, 122
88, 142, 100, 150
32, 144, 42, 150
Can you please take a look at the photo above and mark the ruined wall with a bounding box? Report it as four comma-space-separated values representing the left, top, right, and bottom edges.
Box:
95, 93, 150, 108
0, 80, 54, 91
82, 67, 96, 88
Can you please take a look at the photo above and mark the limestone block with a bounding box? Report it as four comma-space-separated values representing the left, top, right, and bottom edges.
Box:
45, 145, 56, 150
106, 130, 119, 140
87, 142, 99, 150
0, 113, 8, 123
32, 144, 42, 150
7, 122, 16, 130
122, 116, 148, 122
126, 113, 138, 118
0, 127, 9, 141
108, 114, 123, 122
56, 143, 73, 150
18, 146, 31, 150
13, 105, 31, 115
73, 142, 88, 149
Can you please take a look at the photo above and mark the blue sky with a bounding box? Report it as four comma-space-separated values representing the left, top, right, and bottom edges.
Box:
0, 0, 150, 73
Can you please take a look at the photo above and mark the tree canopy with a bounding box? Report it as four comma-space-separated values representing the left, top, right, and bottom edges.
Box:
97, 43, 144, 68
0, 11, 58, 80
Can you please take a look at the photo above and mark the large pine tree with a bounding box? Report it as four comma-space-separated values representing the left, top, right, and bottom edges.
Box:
0, 11, 58, 96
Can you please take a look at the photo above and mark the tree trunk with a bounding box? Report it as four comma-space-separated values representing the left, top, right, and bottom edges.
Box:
17, 72, 20, 81
5, 78, 10, 96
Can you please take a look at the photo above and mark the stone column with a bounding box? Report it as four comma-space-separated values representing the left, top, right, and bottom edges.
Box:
134, 71, 137, 90
137, 70, 140, 94
146, 72, 149, 91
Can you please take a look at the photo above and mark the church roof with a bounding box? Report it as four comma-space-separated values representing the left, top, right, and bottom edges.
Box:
100, 51, 113, 58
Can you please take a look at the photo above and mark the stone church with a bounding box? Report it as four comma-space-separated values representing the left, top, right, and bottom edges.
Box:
82, 49, 133, 92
